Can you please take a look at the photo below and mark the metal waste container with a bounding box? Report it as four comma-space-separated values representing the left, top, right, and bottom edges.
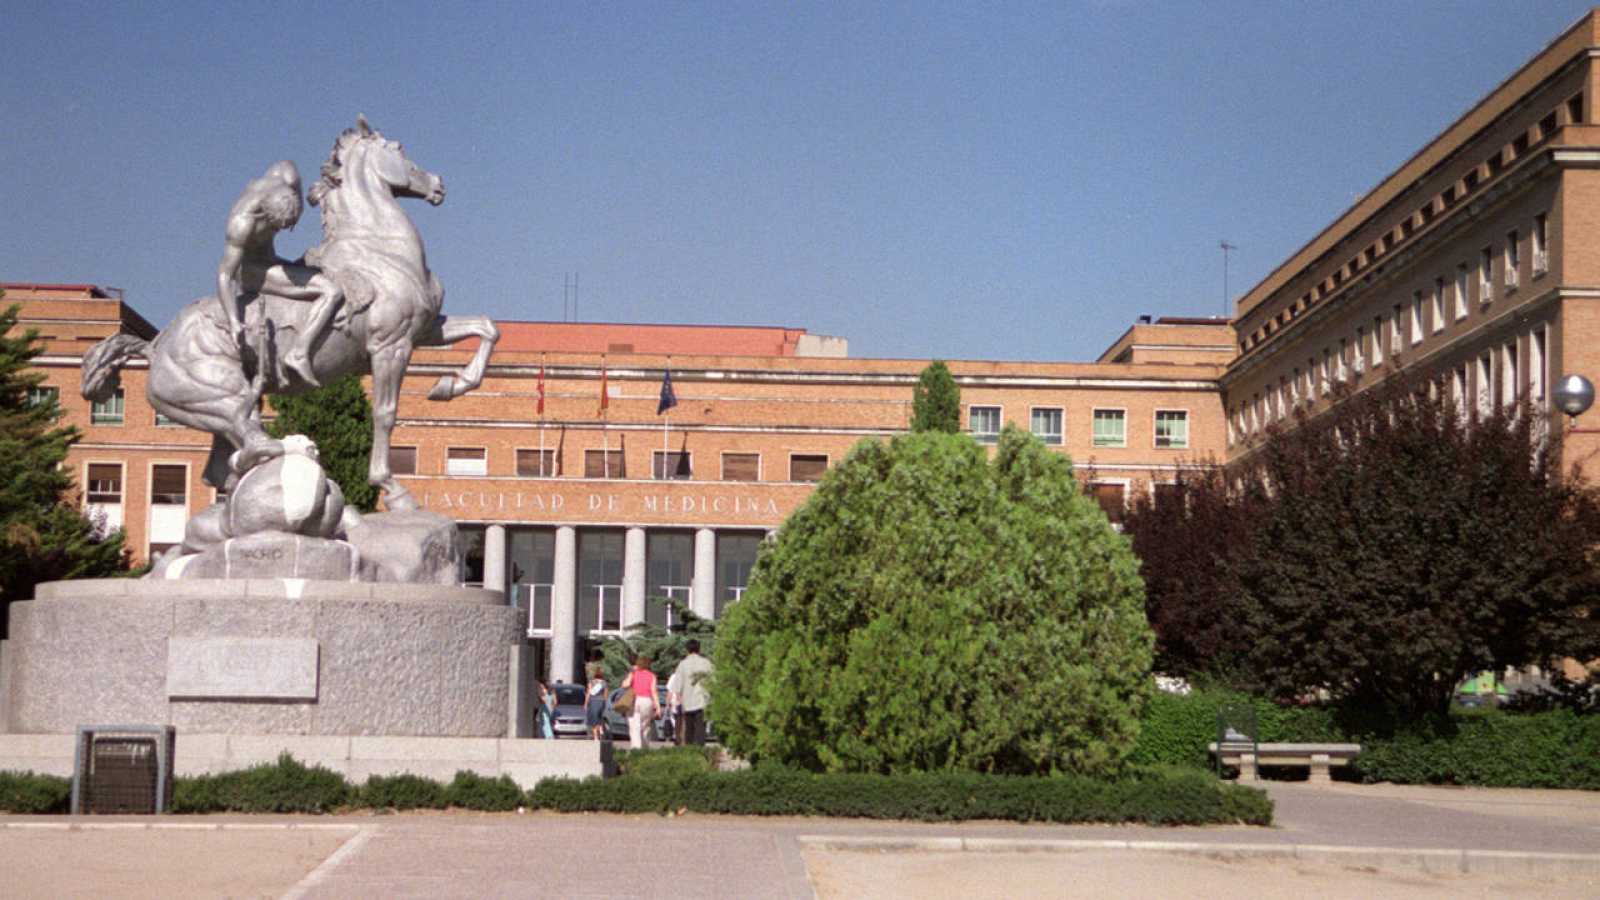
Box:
72, 725, 175, 814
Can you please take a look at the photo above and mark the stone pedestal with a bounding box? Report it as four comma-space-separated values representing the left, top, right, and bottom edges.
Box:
1, 579, 518, 737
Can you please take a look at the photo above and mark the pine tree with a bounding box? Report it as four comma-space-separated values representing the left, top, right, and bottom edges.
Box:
266, 375, 378, 512
910, 360, 961, 433
0, 302, 130, 637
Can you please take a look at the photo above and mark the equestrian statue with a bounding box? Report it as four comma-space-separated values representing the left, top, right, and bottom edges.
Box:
82, 116, 498, 514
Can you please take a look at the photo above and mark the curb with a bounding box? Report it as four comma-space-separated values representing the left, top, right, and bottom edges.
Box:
795, 835, 1600, 878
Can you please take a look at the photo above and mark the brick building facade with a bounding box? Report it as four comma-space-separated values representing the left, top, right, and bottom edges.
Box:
6, 284, 1227, 681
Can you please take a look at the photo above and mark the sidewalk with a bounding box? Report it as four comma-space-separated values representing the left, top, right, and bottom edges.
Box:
1, 781, 1596, 898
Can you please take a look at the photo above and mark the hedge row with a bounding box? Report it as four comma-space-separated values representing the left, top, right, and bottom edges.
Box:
0, 754, 525, 815
1133, 688, 1600, 789
0, 749, 1272, 825
531, 750, 1272, 826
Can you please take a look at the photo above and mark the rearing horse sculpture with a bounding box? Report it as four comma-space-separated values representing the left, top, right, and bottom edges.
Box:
82, 117, 497, 511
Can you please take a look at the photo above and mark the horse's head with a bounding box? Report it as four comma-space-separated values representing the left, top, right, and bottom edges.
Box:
309, 115, 445, 208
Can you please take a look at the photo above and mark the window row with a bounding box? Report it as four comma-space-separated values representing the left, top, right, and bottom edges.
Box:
1231, 324, 1549, 444
27, 386, 189, 428
391, 446, 831, 483
1241, 90, 1575, 355
967, 406, 1189, 449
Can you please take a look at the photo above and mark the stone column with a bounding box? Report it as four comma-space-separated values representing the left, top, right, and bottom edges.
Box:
484, 524, 507, 596
623, 526, 647, 628
692, 528, 716, 620
550, 526, 577, 684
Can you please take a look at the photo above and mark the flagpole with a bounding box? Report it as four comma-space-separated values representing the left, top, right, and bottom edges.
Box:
600, 356, 609, 479
538, 354, 546, 474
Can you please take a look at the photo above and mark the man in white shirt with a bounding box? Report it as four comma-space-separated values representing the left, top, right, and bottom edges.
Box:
668, 640, 714, 746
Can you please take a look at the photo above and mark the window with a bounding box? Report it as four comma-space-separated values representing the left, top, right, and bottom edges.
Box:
1533, 213, 1549, 276
446, 447, 487, 477
1092, 409, 1126, 447
1501, 341, 1518, 409
1088, 482, 1126, 526
1029, 408, 1063, 445
715, 532, 762, 618
1433, 278, 1447, 332
87, 463, 123, 504
1353, 327, 1366, 374
155, 411, 180, 427
389, 446, 418, 476
584, 449, 624, 479
1390, 305, 1403, 355
509, 529, 556, 634
1337, 338, 1349, 382
91, 388, 124, 425
516, 448, 556, 477
1530, 327, 1547, 403
1478, 248, 1493, 303
1412, 292, 1426, 344
789, 454, 828, 482
1477, 353, 1493, 418
577, 530, 624, 633
1505, 231, 1520, 290
645, 531, 694, 630
26, 385, 58, 409
721, 453, 759, 482
1373, 316, 1385, 366
1451, 364, 1468, 417
1455, 265, 1470, 320
150, 465, 187, 505
1154, 410, 1189, 448
652, 450, 692, 480
1320, 350, 1332, 397
968, 406, 1001, 444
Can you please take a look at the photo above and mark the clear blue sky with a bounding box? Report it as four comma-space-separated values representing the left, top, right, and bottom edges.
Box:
4, 1, 1594, 362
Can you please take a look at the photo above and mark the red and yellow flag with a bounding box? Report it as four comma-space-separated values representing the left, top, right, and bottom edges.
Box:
598, 362, 609, 415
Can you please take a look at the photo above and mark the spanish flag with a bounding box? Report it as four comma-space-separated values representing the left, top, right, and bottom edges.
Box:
536, 364, 546, 416
598, 362, 609, 416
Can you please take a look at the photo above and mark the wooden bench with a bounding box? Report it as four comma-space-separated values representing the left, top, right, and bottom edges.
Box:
1208, 742, 1361, 784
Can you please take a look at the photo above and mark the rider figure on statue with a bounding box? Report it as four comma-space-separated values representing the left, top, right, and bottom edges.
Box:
215, 160, 343, 387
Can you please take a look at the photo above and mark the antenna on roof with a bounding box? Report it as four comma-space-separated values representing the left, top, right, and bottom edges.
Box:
1220, 240, 1237, 317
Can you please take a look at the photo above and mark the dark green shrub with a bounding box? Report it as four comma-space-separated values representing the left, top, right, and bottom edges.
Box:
528, 764, 1272, 826
614, 746, 715, 780
361, 773, 447, 810
714, 428, 1153, 777
172, 753, 350, 813
1131, 688, 1343, 769
0, 770, 71, 813
1354, 709, 1600, 789
444, 771, 524, 811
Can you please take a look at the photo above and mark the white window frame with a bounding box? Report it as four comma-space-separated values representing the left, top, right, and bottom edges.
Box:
1086, 477, 1132, 530
517, 582, 555, 637
515, 447, 557, 477
446, 446, 488, 477
1478, 248, 1494, 304
1353, 327, 1366, 374
720, 452, 762, 482
788, 453, 829, 483
83, 459, 125, 539
1390, 306, 1404, 356
967, 405, 1002, 444
1501, 341, 1518, 409
90, 388, 124, 426
588, 584, 624, 635
1411, 292, 1426, 345
1029, 407, 1064, 446
1153, 409, 1190, 449
1532, 213, 1549, 276
1433, 278, 1447, 333
1372, 316, 1385, 367
1455, 266, 1470, 320
1477, 352, 1493, 418
1091, 408, 1127, 448
1530, 326, 1547, 403
147, 461, 189, 507
1504, 230, 1520, 290
27, 385, 59, 408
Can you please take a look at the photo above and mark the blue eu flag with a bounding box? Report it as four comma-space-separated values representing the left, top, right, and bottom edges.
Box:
657, 369, 678, 415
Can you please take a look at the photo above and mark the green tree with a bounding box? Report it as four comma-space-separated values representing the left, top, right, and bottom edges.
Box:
266, 375, 377, 511
711, 427, 1153, 776
910, 360, 961, 433
0, 303, 131, 637
599, 599, 719, 683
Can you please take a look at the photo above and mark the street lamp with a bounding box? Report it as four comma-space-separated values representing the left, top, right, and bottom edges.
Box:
1552, 374, 1594, 423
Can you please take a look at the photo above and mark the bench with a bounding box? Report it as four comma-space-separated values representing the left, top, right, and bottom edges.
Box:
1208, 742, 1361, 784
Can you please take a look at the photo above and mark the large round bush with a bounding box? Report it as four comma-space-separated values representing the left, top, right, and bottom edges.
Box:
711, 427, 1153, 776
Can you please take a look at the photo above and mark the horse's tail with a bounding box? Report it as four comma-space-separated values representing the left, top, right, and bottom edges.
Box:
81, 333, 150, 401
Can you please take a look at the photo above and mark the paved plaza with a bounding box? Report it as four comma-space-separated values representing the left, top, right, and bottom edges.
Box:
1, 781, 1597, 898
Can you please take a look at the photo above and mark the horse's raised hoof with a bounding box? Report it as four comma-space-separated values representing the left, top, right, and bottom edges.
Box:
382, 484, 420, 512
427, 374, 457, 401
284, 350, 321, 387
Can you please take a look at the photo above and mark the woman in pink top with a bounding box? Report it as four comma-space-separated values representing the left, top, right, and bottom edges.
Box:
627, 656, 659, 749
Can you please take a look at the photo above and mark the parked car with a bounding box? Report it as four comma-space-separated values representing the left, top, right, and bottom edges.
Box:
548, 682, 590, 738
604, 684, 673, 742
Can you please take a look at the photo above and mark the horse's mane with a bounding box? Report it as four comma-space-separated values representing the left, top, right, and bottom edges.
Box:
307, 118, 383, 246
